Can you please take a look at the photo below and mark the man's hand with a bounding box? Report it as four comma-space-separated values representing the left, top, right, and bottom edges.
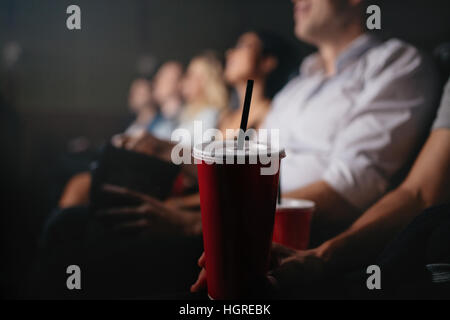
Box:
190, 243, 326, 295
269, 243, 325, 290
96, 184, 202, 236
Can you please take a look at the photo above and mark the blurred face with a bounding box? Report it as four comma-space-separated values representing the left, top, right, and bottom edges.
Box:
153, 62, 183, 105
224, 32, 263, 85
181, 59, 206, 104
128, 78, 153, 113
293, 0, 356, 45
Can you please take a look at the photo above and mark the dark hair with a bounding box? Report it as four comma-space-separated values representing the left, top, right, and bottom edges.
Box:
250, 30, 298, 99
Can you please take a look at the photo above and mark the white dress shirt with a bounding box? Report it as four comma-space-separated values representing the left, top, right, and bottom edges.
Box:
263, 34, 438, 210
433, 79, 450, 130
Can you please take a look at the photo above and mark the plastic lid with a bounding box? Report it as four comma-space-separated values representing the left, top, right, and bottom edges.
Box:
193, 140, 286, 163
277, 198, 315, 210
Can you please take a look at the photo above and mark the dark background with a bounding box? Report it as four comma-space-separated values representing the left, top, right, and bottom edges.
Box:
1, 0, 449, 299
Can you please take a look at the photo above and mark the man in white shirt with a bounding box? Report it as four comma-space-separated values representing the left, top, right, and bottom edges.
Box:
263, 0, 439, 238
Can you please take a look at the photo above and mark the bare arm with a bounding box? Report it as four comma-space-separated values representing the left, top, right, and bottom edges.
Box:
317, 129, 450, 272
284, 180, 361, 237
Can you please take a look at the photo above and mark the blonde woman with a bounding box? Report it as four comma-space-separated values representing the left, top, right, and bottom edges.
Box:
178, 52, 228, 137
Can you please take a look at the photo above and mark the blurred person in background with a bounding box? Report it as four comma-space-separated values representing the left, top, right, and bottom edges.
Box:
119, 52, 227, 153
113, 77, 158, 142
219, 30, 296, 135
126, 77, 157, 134
113, 61, 184, 144
149, 61, 184, 140
177, 52, 228, 136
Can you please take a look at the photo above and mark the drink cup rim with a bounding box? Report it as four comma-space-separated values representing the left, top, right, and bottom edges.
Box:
193, 140, 286, 162
277, 198, 315, 210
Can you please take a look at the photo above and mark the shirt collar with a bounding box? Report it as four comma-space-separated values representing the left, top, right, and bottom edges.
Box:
300, 33, 380, 76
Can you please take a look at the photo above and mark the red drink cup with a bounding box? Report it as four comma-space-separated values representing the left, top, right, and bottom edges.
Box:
272, 199, 315, 250
194, 140, 285, 300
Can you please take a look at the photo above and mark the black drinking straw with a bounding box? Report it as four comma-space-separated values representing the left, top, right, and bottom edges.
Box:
238, 80, 254, 149
277, 173, 282, 205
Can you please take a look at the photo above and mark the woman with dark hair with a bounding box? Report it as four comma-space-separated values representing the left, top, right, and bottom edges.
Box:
220, 30, 296, 133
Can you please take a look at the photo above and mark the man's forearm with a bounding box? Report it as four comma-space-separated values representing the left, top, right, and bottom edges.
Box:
316, 186, 425, 273
284, 180, 361, 234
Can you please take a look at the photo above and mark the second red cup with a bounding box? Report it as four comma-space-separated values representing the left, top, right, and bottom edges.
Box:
273, 198, 315, 250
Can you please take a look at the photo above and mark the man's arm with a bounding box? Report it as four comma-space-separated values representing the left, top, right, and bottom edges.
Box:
284, 181, 361, 238
316, 129, 450, 272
